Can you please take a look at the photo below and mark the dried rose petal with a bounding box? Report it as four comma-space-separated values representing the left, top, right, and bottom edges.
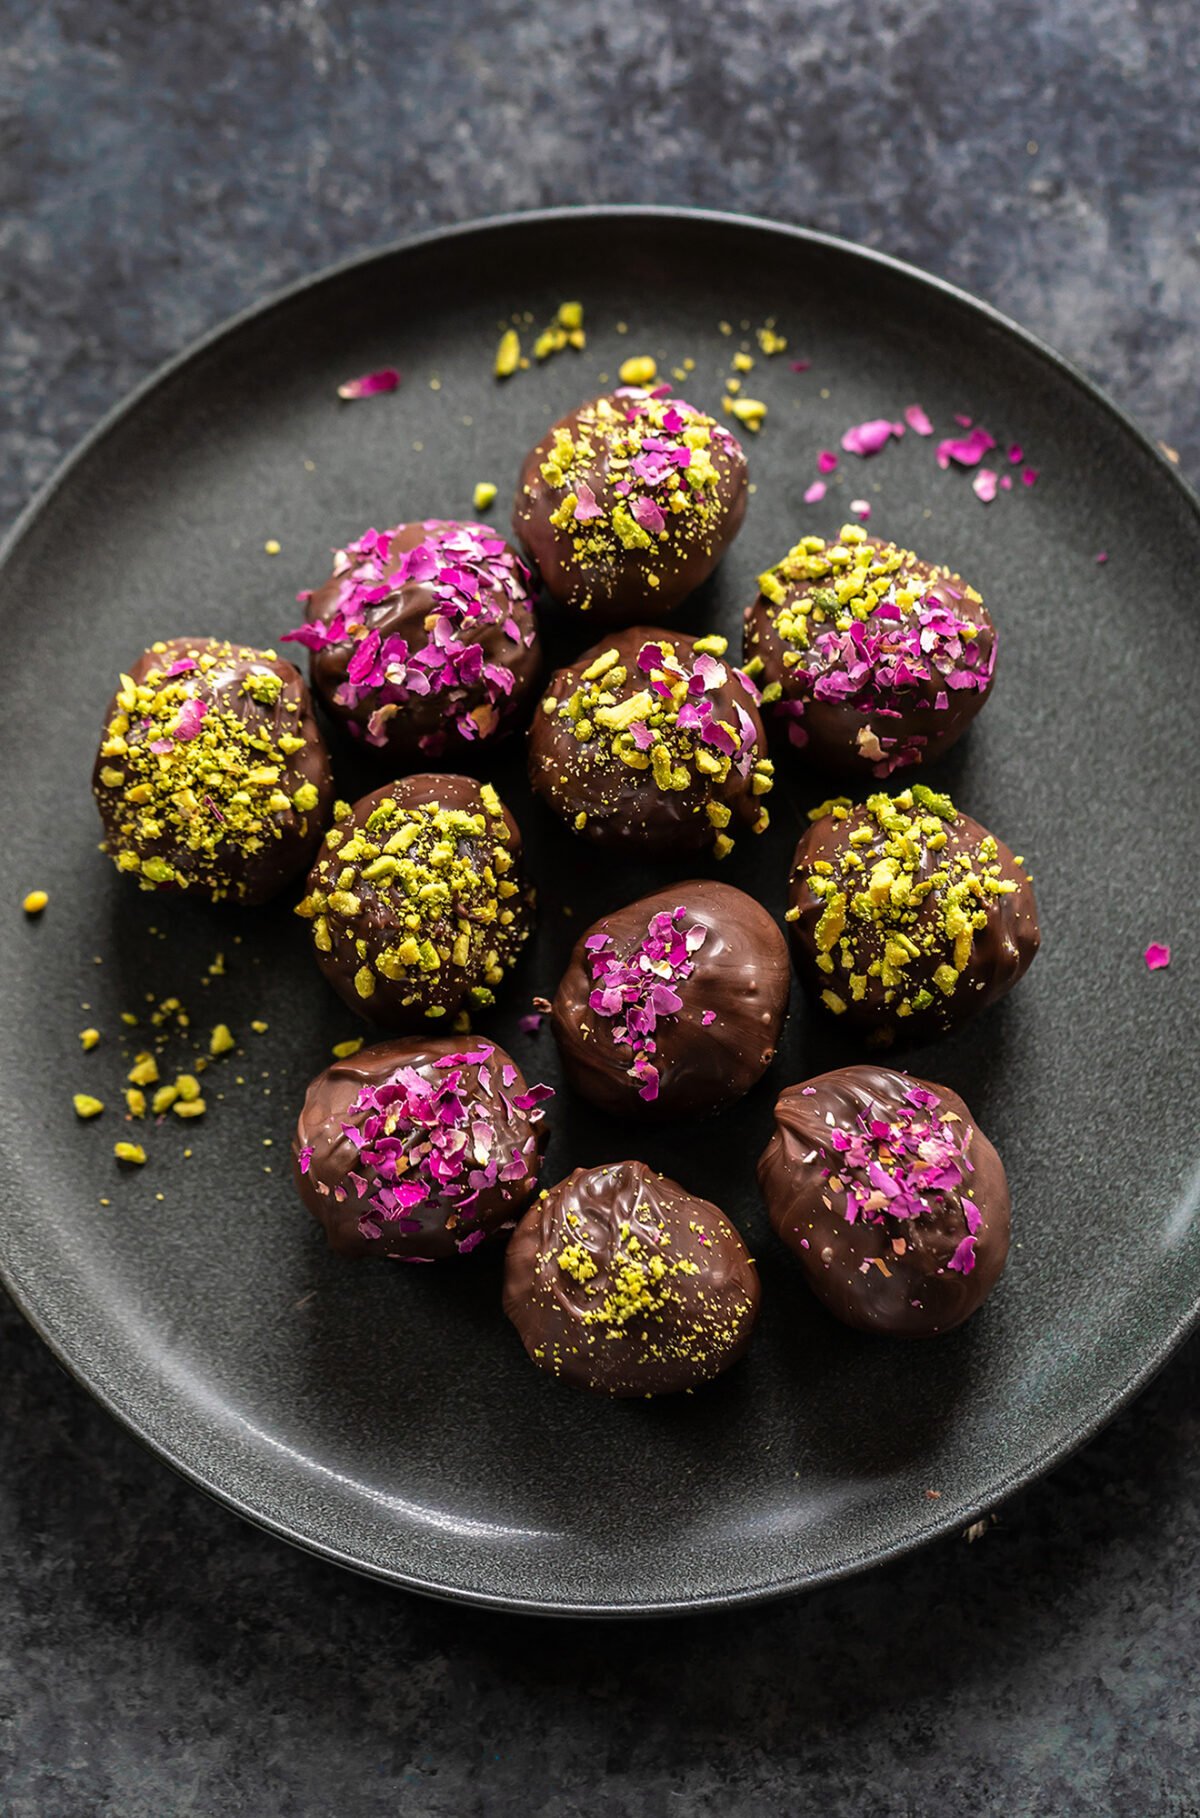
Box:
573, 482, 604, 522
972, 468, 999, 503
336, 367, 401, 400
804, 479, 827, 504
904, 404, 934, 436
937, 427, 996, 470
1144, 943, 1171, 971
841, 418, 897, 458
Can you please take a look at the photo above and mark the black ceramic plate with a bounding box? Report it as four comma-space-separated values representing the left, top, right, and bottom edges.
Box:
1, 209, 1197, 1616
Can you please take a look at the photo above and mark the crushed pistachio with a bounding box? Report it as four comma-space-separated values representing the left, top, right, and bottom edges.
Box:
724, 395, 767, 432
617, 354, 657, 386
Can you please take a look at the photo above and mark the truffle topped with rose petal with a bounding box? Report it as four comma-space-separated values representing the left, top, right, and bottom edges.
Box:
757, 1065, 1010, 1335
283, 520, 540, 764
513, 388, 749, 625
293, 1036, 552, 1262
92, 636, 332, 905
551, 880, 790, 1120
787, 786, 1039, 1044
744, 524, 997, 777
528, 627, 773, 856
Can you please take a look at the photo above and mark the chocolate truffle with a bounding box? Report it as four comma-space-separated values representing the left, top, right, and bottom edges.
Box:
502, 1160, 760, 1396
528, 628, 773, 856
787, 786, 1039, 1043
551, 880, 790, 1119
282, 520, 541, 763
758, 1066, 1010, 1335
296, 773, 533, 1028
92, 636, 332, 905
743, 524, 997, 777
293, 1036, 552, 1261
513, 387, 748, 625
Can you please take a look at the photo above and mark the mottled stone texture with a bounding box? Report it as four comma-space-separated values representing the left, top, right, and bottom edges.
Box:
2, 2, 1198, 1813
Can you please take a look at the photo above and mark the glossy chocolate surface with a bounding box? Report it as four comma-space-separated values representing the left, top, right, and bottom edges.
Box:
758, 1065, 1010, 1336
551, 879, 790, 1120
297, 772, 533, 1028
528, 625, 773, 856
513, 388, 748, 625
293, 1036, 549, 1262
92, 635, 332, 905
788, 787, 1039, 1044
502, 1159, 760, 1397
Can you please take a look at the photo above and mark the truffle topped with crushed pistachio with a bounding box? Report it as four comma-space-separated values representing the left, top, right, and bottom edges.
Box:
787, 786, 1039, 1043
502, 1159, 760, 1396
513, 388, 748, 625
92, 636, 332, 905
527, 627, 773, 857
743, 525, 997, 778
296, 773, 533, 1028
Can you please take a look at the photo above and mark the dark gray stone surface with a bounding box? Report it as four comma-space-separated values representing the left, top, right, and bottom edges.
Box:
2, 2, 1198, 1812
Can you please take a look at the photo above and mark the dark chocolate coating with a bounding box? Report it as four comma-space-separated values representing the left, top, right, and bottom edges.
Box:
550, 880, 790, 1121
92, 635, 332, 905
757, 1065, 1010, 1336
527, 626, 773, 856
513, 389, 748, 625
298, 519, 541, 764
788, 790, 1040, 1044
743, 531, 997, 777
292, 1036, 547, 1261
297, 772, 533, 1028
502, 1160, 760, 1396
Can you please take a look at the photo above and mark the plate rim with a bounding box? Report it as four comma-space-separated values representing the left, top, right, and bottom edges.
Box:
3, 203, 1198, 1618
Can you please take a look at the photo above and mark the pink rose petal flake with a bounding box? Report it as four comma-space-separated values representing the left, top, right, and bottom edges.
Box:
1144, 943, 1171, 971
936, 427, 996, 470
336, 367, 401, 400
841, 418, 898, 457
